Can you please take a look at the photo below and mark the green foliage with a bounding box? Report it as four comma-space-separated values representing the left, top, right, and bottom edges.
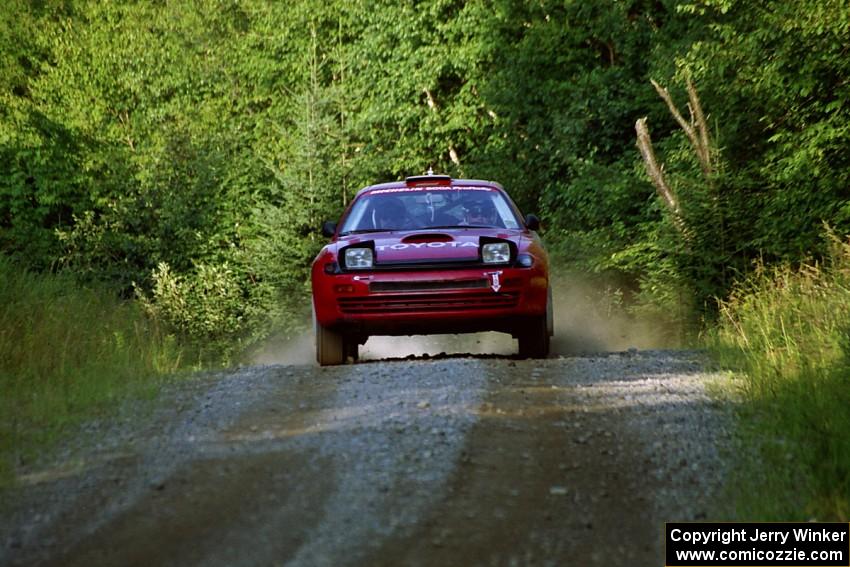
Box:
671, 0, 850, 262
0, 255, 188, 485
709, 236, 850, 520
2, 0, 850, 356
138, 262, 250, 363
2, 0, 850, 520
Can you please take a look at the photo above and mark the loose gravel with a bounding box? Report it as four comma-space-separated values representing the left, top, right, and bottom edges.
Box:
284, 360, 488, 567
540, 350, 734, 522
0, 349, 733, 567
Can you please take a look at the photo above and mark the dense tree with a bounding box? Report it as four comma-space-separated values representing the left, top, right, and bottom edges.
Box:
2, 0, 849, 351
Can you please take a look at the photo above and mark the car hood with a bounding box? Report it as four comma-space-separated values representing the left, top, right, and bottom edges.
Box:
337, 228, 525, 264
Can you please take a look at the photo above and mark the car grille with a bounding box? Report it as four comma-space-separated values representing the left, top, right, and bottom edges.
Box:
369, 279, 489, 293
337, 290, 520, 314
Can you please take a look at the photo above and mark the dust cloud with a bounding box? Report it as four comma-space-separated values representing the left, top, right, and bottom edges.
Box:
249, 274, 677, 365
248, 331, 516, 365
360, 332, 516, 360
249, 332, 315, 366
547, 274, 675, 356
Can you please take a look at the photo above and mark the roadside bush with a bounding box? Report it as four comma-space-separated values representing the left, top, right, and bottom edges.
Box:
138, 262, 253, 364
710, 235, 850, 520
0, 256, 188, 486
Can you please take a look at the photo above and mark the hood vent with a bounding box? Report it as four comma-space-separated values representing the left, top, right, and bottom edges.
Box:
401, 233, 453, 244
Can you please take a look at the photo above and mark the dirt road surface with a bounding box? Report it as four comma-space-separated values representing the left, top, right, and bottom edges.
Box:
1, 349, 730, 566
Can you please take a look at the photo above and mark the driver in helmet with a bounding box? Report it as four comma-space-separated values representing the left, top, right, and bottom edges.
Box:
374, 197, 410, 230
464, 196, 498, 226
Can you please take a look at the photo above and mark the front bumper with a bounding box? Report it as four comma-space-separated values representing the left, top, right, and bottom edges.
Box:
312, 265, 548, 337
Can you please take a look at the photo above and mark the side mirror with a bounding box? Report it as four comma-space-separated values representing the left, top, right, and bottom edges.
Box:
525, 214, 540, 231
321, 221, 337, 238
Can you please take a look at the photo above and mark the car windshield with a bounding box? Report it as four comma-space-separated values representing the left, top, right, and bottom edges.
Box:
339, 188, 522, 234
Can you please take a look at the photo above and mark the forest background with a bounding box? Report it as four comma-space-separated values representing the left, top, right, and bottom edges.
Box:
5, 0, 850, 354
2, 0, 850, 517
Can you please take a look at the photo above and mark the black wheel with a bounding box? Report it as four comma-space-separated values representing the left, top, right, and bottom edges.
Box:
518, 314, 550, 358
343, 337, 359, 363
315, 318, 344, 366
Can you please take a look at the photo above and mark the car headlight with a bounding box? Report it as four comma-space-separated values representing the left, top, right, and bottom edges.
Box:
344, 247, 373, 269
482, 242, 510, 264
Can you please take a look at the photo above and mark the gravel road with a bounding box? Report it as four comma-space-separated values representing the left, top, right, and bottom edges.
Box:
1, 349, 732, 566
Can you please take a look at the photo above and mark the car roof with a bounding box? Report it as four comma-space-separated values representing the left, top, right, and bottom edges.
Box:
354, 177, 505, 199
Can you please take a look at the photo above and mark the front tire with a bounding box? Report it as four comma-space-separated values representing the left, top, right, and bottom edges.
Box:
518, 314, 550, 359
343, 338, 359, 363
316, 321, 345, 366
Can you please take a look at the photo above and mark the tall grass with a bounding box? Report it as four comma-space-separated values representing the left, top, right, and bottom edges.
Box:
709, 238, 850, 520
0, 256, 190, 486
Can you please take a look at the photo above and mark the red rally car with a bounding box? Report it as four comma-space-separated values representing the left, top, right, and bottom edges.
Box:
311, 173, 553, 365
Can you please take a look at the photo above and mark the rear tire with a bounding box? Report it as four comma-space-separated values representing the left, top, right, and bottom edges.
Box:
518, 314, 550, 359
316, 322, 345, 366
